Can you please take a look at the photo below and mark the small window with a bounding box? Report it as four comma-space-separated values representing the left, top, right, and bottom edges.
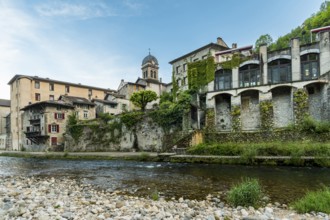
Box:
193, 58, 199, 62
88, 89, 92, 96
83, 111, 88, 119
35, 81, 40, 89
35, 93, 41, 101
55, 113, 65, 120
49, 95, 54, 101
49, 83, 54, 91
49, 124, 59, 133
176, 66, 180, 74
183, 63, 187, 72
65, 85, 70, 93
202, 55, 208, 60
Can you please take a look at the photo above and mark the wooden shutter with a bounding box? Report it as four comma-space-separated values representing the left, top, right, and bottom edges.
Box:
54, 113, 57, 119
63, 113, 65, 119
48, 125, 51, 133
57, 125, 60, 133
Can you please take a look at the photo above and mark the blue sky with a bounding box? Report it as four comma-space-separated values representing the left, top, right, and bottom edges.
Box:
0, 0, 325, 99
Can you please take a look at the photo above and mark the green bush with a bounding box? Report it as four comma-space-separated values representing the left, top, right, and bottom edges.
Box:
227, 178, 263, 207
292, 187, 330, 214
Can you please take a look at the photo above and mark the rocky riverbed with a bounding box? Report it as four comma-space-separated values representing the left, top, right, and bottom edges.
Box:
0, 176, 329, 220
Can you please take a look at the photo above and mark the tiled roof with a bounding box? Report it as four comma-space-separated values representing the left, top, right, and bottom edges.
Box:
21, 101, 74, 111
60, 95, 95, 106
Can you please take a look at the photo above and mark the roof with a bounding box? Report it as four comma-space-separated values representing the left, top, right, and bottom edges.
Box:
135, 77, 168, 86
142, 54, 159, 65
311, 25, 330, 34
215, 45, 253, 56
0, 99, 10, 107
21, 101, 74, 111
92, 98, 118, 105
169, 43, 229, 64
105, 92, 126, 99
7, 75, 116, 92
60, 95, 95, 106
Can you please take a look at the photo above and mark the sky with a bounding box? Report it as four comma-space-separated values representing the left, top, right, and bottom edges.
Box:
0, 0, 326, 99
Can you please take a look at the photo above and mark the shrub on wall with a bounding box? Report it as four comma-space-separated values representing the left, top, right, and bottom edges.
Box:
259, 100, 273, 131
231, 105, 241, 132
187, 56, 215, 90
204, 108, 216, 132
293, 89, 309, 126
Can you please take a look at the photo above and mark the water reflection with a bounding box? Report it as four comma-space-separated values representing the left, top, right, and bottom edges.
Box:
0, 157, 329, 203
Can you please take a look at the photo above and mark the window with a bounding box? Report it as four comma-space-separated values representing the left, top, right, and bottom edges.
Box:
151, 71, 154, 78
48, 124, 59, 133
193, 58, 199, 62
135, 85, 139, 91
183, 77, 187, 85
88, 89, 92, 96
55, 113, 65, 120
83, 111, 88, 119
301, 53, 319, 80
268, 59, 291, 84
65, 85, 70, 93
183, 63, 187, 72
202, 55, 208, 60
35, 81, 40, 89
215, 69, 232, 90
239, 64, 261, 87
49, 83, 54, 91
176, 66, 180, 74
49, 95, 54, 101
35, 93, 41, 101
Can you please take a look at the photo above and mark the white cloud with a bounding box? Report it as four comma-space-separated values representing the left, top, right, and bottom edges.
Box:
35, 1, 117, 19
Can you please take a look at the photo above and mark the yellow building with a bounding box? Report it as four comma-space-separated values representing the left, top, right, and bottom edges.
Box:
8, 74, 115, 150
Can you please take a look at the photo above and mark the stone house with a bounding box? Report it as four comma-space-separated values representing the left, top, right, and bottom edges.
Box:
59, 95, 96, 120
21, 101, 75, 151
93, 92, 130, 116
206, 26, 330, 131
0, 99, 10, 150
7, 75, 114, 150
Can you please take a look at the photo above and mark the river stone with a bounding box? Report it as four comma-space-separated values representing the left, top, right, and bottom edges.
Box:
241, 208, 249, 217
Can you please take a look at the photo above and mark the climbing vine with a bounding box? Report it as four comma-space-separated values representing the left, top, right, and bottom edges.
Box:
172, 67, 179, 100
204, 108, 216, 132
187, 56, 215, 90
259, 100, 274, 131
220, 53, 249, 69
231, 105, 241, 132
293, 89, 309, 126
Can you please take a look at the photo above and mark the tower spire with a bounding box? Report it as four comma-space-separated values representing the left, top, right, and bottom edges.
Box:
148, 48, 150, 55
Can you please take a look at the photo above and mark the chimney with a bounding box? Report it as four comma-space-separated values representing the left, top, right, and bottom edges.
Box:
232, 43, 237, 49
216, 37, 228, 48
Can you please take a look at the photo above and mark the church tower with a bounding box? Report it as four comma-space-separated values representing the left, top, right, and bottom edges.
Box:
141, 50, 159, 81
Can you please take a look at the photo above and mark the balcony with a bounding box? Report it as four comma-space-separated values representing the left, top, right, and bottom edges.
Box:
268, 48, 291, 60
29, 118, 41, 125
24, 131, 49, 144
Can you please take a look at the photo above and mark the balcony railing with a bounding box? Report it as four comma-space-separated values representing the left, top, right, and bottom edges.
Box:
300, 43, 319, 52
29, 118, 41, 125
268, 48, 291, 60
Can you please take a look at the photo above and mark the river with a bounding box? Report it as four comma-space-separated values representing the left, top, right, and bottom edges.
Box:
1, 157, 330, 204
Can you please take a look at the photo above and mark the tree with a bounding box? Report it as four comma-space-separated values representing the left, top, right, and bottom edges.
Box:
255, 34, 273, 50
130, 90, 158, 111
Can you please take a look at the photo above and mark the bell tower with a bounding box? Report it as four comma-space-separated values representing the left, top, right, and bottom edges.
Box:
141, 49, 159, 81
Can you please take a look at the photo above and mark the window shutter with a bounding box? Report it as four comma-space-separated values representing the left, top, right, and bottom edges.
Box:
57, 125, 60, 133
63, 113, 65, 119
48, 125, 51, 133
54, 113, 57, 119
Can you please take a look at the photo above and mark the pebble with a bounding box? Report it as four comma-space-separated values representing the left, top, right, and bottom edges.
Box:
0, 176, 328, 220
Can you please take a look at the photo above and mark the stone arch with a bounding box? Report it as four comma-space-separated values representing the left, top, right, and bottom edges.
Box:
214, 93, 232, 131
270, 86, 294, 128
240, 90, 260, 131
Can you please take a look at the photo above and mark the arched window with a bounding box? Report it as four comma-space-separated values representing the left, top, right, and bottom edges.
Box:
239, 64, 260, 87
301, 53, 319, 80
214, 69, 232, 90
268, 59, 291, 84
151, 71, 154, 78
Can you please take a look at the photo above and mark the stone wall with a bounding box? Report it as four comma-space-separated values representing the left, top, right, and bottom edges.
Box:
215, 94, 231, 131
64, 116, 176, 152
272, 87, 293, 128
241, 91, 260, 130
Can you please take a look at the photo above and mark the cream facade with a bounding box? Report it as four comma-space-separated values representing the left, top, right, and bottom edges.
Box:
8, 75, 114, 150
0, 99, 10, 149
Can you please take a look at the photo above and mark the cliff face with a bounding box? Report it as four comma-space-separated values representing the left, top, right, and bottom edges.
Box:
64, 116, 176, 152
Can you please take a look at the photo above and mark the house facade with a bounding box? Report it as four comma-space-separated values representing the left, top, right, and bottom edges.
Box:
8, 75, 114, 150
0, 99, 10, 150
21, 101, 75, 151
206, 27, 330, 131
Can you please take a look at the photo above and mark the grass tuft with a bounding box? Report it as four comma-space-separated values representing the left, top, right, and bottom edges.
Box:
226, 178, 263, 207
292, 187, 330, 214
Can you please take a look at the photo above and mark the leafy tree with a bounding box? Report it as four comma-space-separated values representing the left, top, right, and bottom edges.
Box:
159, 92, 173, 104
255, 34, 273, 50
130, 90, 158, 111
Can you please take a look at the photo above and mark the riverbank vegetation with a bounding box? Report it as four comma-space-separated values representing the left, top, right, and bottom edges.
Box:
227, 178, 263, 208
292, 187, 330, 214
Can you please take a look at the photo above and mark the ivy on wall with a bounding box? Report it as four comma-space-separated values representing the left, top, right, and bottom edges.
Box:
219, 53, 249, 69
204, 108, 216, 132
293, 89, 309, 126
260, 100, 274, 131
172, 67, 179, 100
187, 56, 215, 90
231, 105, 241, 132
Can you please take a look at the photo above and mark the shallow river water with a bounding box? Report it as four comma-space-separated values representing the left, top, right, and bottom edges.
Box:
1, 157, 330, 204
